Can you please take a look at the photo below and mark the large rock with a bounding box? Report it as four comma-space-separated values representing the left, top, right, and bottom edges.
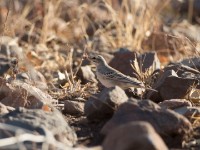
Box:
101, 99, 192, 147
109, 50, 160, 78
0, 108, 77, 147
85, 86, 128, 121
147, 70, 198, 102
0, 77, 56, 109
103, 121, 168, 150
137, 52, 160, 73
109, 48, 138, 77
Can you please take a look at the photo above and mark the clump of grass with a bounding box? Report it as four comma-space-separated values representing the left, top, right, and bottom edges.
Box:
90, 0, 160, 51
130, 56, 158, 87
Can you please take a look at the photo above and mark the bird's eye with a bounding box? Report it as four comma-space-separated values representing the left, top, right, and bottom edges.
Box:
92, 57, 96, 59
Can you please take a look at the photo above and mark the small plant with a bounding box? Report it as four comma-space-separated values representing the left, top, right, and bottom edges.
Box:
130, 56, 159, 88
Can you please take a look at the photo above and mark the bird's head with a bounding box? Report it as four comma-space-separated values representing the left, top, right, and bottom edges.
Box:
88, 55, 107, 66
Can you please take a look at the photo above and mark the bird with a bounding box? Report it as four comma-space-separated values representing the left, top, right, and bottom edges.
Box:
87, 54, 153, 90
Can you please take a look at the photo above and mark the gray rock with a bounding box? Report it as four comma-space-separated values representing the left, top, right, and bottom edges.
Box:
85, 86, 128, 121
77, 65, 97, 84
147, 70, 198, 102
167, 106, 200, 121
0, 103, 15, 115
137, 51, 160, 73
0, 107, 77, 147
164, 63, 200, 77
180, 57, 200, 71
74, 146, 102, 150
101, 98, 192, 147
103, 121, 168, 150
159, 99, 192, 109
64, 99, 84, 116
181, 107, 200, 119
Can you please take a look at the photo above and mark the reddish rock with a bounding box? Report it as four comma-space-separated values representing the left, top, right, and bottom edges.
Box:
101, 98, 192, 147
64, 100, 84, 116
0, 107, 77, 147
103, 121, 168, 150
85, 86, 128, 121
159, 99, 192, 109
109, 48, 138, 77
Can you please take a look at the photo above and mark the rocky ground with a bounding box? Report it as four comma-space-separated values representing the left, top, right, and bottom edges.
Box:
0, 0, 200, 150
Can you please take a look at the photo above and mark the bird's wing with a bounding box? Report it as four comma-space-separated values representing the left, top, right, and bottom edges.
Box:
102, 68, 143, 85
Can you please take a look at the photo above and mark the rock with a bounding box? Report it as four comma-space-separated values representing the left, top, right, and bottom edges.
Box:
179, 57, 200, 71
74, 146, 102, 150
103, 121, 168, 150
147, 70, 198, 102
0, 36, 23, 75
162, 105, 200, 121
64, 99, 85, 116
158, 99, 200, 120
164, 63, 200, 77
0, 56, 11, 76
101, 99, 192, 147
0, 77, 57, 109
0, 103, 15, 115
16, 70, 48, 91
109, 50, 160, 79
0, 107, 77, 147
77, 65, 97, 84
182, 107, 200, 119
109, 48, 138, 78
0, 36, 20, 58
20, 32, 39, 43
159, 99, 192, 109
85, 86, 128, 121
188, 88, 200, 101
137, 52, 160, 73
171, 0, 200, 23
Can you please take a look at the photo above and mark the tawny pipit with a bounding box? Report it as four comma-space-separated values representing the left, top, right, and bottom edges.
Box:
88, 55, 146, 89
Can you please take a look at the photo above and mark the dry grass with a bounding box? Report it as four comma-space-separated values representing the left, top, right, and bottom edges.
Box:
1, 0, 200, 148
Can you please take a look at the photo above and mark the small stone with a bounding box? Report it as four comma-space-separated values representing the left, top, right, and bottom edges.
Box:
180, 57, 200, 70
74, 146, 102, 150
85, 86, 128, 121
64, 100, 84, 116
159, 99, 192, 109
183, 107, 200, 119
77, 65, 97, 84
103, 121, 168, 150
0, 103, 15, 115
